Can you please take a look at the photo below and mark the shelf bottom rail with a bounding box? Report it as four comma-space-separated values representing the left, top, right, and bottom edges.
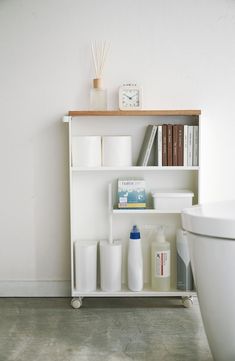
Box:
72, 285, 196, 298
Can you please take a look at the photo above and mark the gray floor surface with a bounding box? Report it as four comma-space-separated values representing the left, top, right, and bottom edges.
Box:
0, 297, 213, 361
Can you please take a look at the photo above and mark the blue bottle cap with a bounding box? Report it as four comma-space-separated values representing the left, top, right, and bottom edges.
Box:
130, 225, 140, 239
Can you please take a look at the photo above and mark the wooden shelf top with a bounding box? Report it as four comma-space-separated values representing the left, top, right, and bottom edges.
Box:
68, 110, 201, 117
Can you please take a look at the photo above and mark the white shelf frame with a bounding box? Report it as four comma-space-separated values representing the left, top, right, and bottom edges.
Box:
65, 110, 201, 303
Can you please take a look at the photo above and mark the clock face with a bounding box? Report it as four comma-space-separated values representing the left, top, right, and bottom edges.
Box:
121, 89, 140, 108
119, 85, 142, 110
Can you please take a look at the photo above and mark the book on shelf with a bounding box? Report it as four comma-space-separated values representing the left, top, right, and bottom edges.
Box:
183, 125, 188, 166
193, 125, 199, 166
177, 125, 184, 166
167, 124, 173, 166
162, 124, 168, 166
173, 125, 178, 166
118, 179, 146, 209
137, 125, 157, 166
156, 125, 162, 166
187, 126, 193, 166
137, 122, 199, 168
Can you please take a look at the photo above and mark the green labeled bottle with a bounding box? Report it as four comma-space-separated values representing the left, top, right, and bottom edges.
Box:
151, 226, 171, 291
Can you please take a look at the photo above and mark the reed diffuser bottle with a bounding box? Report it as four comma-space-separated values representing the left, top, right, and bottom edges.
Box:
90, 41, 110, 110
90, 78, 107, 110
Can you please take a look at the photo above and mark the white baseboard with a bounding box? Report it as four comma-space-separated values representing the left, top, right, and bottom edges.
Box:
0, 280, 71, 297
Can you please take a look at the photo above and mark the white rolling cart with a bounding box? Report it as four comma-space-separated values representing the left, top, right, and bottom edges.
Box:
63, 110, 201, 309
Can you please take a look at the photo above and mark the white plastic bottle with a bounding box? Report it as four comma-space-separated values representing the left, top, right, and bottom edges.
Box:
151, 226, 171, 291
128, 225, 143, 291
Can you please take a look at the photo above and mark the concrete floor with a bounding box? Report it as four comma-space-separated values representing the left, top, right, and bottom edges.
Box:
0, 297, 212, 361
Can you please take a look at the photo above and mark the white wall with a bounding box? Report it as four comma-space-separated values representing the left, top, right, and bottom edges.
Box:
1, 0, 235, 295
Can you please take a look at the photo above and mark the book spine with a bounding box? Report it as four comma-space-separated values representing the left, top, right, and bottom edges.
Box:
167, 125, 173, 166
157, 125, 162, 166
173, 125, 178, 166
187, 126, 193, 166
143, 125, 157, 166
162, 125, 168, 166
183, 125, 188, 166
193, 125, 199, 166
177, 125, 184, 166
137, 125, 153, 166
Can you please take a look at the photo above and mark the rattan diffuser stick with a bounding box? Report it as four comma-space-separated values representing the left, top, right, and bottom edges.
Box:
91, 41, 110, 79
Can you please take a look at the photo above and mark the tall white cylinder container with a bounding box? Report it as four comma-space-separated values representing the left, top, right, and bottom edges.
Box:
72, 136, 101, 167
102, 136, 132, 167
100, 240, 122, 292
75, 241, 97, 291
128, 225, 143, 291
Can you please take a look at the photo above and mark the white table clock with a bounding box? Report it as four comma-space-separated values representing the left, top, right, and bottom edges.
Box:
119, 84, 142, 110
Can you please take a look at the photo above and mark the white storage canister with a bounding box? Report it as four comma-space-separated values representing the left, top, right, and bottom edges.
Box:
74, 241, 97, 291
72, 136, 101, 167
99, 240, 122, 292
151, 189, 194, 211
102, 136, 132, 167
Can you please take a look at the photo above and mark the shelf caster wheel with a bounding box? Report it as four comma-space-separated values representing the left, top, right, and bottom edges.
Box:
71, 297, 83, 309
182, 296, 193, 308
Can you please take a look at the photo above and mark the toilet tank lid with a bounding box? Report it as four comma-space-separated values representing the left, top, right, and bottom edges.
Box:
181, 200, 235, 239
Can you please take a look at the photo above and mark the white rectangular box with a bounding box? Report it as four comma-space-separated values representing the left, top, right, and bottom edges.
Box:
151, 189, 194, 211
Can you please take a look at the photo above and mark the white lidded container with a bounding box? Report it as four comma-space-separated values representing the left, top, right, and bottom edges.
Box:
151, 189, 194, 211
128, 225, 143, 292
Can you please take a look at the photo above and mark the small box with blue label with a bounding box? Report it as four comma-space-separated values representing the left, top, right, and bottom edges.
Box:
118, 179, 146, 208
